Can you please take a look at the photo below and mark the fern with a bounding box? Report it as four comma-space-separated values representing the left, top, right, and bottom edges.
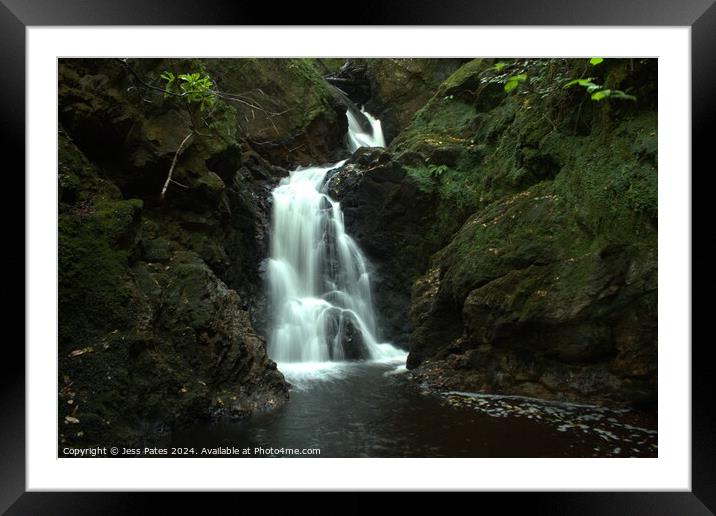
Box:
428, 164, 449, 178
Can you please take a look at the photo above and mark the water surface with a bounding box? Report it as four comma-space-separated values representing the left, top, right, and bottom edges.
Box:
172, 362, 657, 458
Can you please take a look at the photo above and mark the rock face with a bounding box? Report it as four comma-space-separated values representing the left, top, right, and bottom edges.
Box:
408, 187, 657, 407
325, 61, 372, 106
204, 58, 349, 167
332, 58, 658, 407
58, 57, 348, 447
327, 148, 445, 349
364, 58, 468, 143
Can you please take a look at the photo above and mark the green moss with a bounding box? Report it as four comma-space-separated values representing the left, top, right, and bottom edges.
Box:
393, 99, 476, 155
58, 196, 143, 350
553, 112, 658, 236
436, 58, 486, 93
390, 58, 656, 274
93, 198, 143, 242
287, 58, 333, 95
309, 58, 346, 73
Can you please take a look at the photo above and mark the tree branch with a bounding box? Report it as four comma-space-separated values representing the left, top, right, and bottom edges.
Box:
161, 132, 193, 201
116, 58, 290, 118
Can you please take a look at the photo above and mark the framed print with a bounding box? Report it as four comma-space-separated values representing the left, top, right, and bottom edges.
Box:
4, 0, 714, 512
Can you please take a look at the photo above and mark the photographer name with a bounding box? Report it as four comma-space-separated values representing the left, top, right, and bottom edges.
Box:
61, 447, 197, 457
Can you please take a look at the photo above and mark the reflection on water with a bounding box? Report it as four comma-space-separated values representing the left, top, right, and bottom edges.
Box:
172, 362, 657, 458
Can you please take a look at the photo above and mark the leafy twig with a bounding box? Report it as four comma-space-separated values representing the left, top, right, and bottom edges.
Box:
116, 58, 289, 118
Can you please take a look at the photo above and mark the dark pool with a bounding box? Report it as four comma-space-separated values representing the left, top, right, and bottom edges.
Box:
171, 361, 657, 458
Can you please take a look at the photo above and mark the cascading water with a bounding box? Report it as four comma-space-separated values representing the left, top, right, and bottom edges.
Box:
346, 109, 385, 152
267, 108, 404, 381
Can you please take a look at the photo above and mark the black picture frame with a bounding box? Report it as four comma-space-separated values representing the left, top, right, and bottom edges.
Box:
4, 0, 713, 513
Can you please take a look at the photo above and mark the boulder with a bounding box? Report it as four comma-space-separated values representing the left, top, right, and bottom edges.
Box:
58, 127, 288, 449
399, 58, 657, 407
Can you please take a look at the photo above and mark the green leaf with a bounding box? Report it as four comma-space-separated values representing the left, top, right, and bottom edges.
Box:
563, 77, 596, 89
609, 90, 637, 101
162, 70, 215, 105
504, 80, 518, 92
589, 57, 604, 66
591, 89, 611, 101
160, 71, 178, 97
504, 73, 527, 93
493, 62, 507, 71
428, 164, 449, 177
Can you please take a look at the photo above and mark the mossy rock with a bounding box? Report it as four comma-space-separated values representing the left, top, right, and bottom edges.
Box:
362, 58, 468, 142
58, 132, 288, 449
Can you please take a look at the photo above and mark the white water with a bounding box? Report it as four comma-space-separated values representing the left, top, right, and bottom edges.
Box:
346, 109, 386, 152
268, 108, 405, 383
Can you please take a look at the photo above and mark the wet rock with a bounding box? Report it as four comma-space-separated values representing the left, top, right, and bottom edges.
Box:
325, 61, 371, 105
327, 148, 443, 350
341, 321, 370, 361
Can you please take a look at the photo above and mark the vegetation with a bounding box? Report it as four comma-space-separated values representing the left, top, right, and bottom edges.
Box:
563, 77, 637, 102
160, 71, 217, 111
390, 57, 656, 256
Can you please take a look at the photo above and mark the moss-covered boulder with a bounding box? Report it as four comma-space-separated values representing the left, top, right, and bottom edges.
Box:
402, 58, 657, 407
58, 131, 287, 449
408, 180, 656, 406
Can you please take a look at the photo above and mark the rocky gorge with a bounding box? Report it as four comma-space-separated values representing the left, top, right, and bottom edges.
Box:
58, 57, 657, 452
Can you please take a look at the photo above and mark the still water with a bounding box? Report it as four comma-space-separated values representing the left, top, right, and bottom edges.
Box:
172, 362, 657, 458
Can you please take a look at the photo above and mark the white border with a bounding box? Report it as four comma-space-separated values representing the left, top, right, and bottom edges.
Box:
27, 27, 691, 491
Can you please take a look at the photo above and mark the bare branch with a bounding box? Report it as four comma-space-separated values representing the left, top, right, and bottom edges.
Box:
161, 132, 193, 201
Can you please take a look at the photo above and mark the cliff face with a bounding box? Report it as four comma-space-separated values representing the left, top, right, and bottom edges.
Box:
58, 58, 348, 447
329, 58, 657, 407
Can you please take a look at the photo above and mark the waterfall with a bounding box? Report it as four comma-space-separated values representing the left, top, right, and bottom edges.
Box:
346, 109, 386, 152
267, 108, 404, 379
